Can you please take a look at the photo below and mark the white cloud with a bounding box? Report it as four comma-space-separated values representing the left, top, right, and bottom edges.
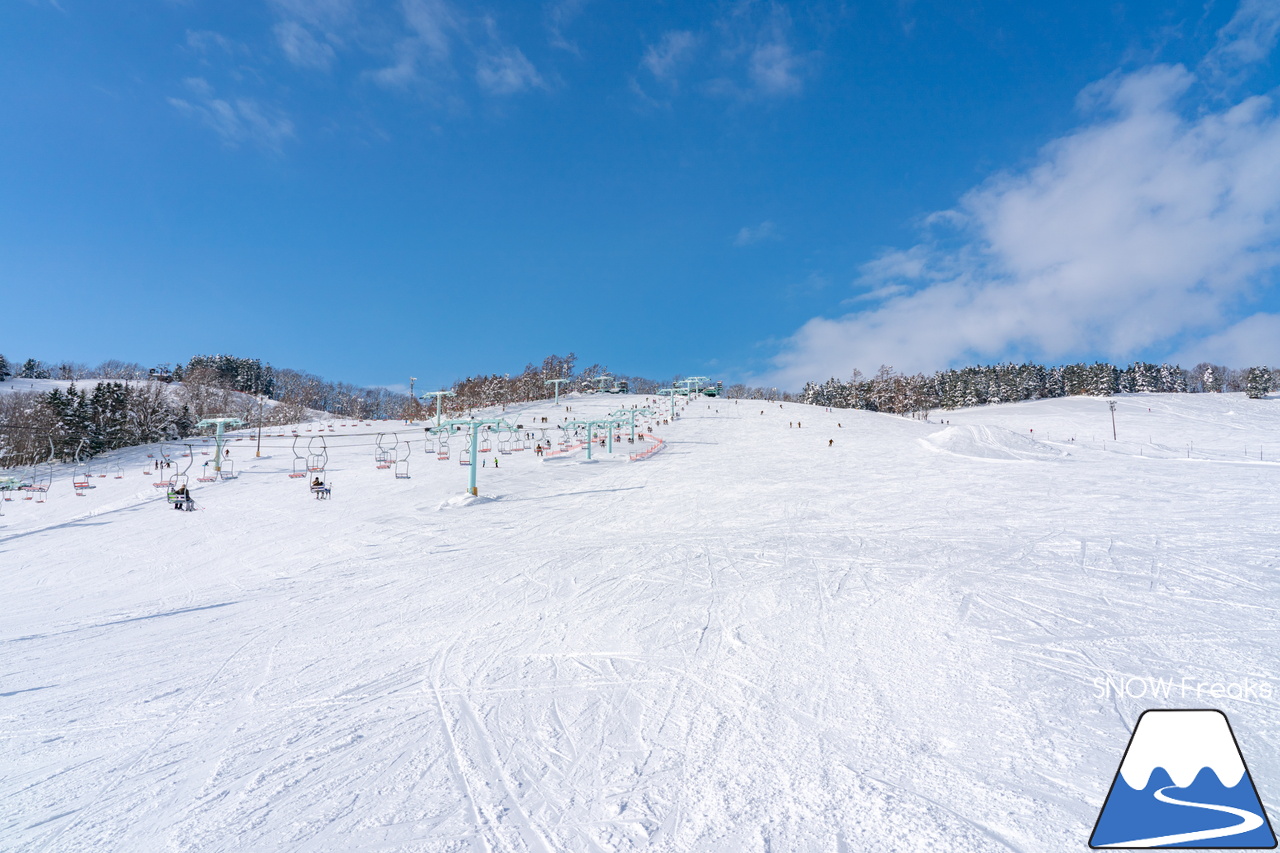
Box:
762, 62, 1280, 388
748, 36, 801, 97
1204, 0, 1280, 74
707, 2, 809, 101
1174, 313, 1280, 366
274, 20, 336, 70
185, 29, 236, 56
642, 30, 697, 85
268, 0, 355, 32
546, 0, 589, 54
734, 220, 780, 246
169, 77, 295, 151
368, 0, 457, 89
476, 46, 544, 95
401, 0, 455, 64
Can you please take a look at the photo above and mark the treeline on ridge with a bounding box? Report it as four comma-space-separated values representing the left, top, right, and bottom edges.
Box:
801, 361, 1277, 415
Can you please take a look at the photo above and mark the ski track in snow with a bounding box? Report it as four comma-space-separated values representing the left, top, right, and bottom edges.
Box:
2, 392, 1279, 851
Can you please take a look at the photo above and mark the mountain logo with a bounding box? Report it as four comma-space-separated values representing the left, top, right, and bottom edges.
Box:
1090, 709, 1276, 849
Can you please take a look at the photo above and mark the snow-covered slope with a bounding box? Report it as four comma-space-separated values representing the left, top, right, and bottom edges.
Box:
3, 392, 1279, 851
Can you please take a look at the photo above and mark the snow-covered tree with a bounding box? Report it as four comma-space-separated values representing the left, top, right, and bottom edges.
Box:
18, 358, 50, 379
0, 353, 10, 381
1201, 363, 1224, 392
1244, 366, 1271, 399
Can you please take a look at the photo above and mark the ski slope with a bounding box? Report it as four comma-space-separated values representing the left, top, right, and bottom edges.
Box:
3, 392, 1279, 851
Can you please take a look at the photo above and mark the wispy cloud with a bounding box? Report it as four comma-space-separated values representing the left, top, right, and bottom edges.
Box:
477, 45, 544, 94
545, 0, 589, 54
762, 58, 1280, 387
707, 2, 810, 101
168, 77, 295, 152
1203, 0, 1280, 76
746, 31, 802, 97
184, 29, 237, 56
734, 220, 780, 246
642, 30, 698, 85
274, 20, 337, 70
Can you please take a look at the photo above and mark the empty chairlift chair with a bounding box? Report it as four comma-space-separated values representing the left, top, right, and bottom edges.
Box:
395, 440, 412, 479
288, 435, 307, 478
306, 436, 328, 475
375, 433, 394, 470
71, 440, 93, 496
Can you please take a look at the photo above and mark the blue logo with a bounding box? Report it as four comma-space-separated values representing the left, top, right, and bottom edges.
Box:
1091, 709, 1276, 848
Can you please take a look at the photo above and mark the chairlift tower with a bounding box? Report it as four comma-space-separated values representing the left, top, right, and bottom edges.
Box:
657, 388, 679, 419
428, 416, 519, 496
609, 407, 655, 442
562, 416, 629, 460
545, 377, 570, 406
196, 417, 246, 473
421, 390, 457, 428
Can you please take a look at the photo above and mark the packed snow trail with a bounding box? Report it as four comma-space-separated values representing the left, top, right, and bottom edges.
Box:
3, 393, 1279, 851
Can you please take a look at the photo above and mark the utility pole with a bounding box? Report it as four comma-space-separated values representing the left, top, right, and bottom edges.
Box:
1108, 400, 1117, 440
256, 395, 265, 457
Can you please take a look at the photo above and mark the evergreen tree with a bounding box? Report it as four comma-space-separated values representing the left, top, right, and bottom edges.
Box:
1245, 366, 1271, 399
0, 353, 9, 381
1202, 363, 1224, 392
19, 358, 50, 379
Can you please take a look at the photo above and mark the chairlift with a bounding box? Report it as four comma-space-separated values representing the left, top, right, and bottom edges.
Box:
375, 433, 394, 469
167, 445, 194, 498
395, 440, 411, 479
479, 436, 492, 453
72, 440, 93, 495
27, 453, 52, 502
311, 477, 331, 499
307, 436, 328, 472
219, 458, 237, 480
460, 445, 472, 466
289, 435, 307, 478
113, 462, 123, 479
437, 437, 451, 461
167, 464, 195, 509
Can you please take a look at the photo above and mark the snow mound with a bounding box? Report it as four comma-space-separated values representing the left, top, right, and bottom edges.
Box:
921, 424, 1070, 461
436, 493, 499, 510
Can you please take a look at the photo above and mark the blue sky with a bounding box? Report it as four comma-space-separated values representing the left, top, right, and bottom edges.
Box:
3, 0, 1279, 391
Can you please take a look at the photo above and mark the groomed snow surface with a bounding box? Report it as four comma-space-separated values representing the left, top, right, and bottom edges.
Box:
3, 392, 1279, 851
